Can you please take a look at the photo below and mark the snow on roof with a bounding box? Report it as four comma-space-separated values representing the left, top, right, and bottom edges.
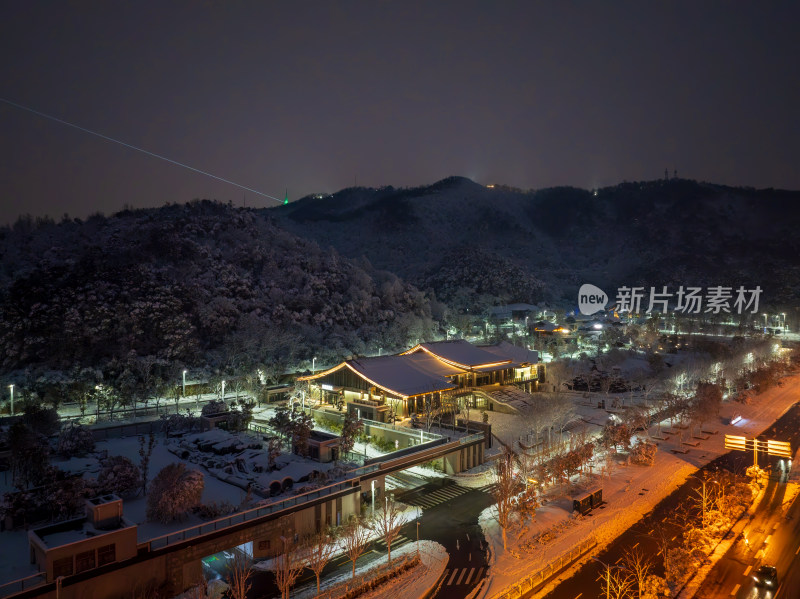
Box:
347, 353, 460, 398
480, 341, 539, 365
408, 340, 511, 368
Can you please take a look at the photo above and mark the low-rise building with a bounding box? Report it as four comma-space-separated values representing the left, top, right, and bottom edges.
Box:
28, 494, 137, 583
298, 340, 541, 420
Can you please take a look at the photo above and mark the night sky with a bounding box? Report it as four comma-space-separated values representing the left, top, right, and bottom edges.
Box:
1, 2, 798, 224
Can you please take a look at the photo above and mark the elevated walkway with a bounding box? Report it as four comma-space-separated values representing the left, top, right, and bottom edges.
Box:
468, 385, 540, 417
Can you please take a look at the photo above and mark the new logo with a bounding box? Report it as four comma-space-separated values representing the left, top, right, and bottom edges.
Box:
578, 283, 608, 315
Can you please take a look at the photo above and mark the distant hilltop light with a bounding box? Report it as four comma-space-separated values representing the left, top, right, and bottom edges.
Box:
486, 184, 495, 189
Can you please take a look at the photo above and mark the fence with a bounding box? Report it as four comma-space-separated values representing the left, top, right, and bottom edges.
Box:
0, 573, 46, 598
489, 535, 597, 599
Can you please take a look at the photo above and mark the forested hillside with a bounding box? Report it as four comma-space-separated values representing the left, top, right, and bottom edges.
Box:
0, 201, 434, 389
273, 177, 800, 310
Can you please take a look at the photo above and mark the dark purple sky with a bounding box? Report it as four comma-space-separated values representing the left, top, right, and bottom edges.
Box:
2, 2, 798, 224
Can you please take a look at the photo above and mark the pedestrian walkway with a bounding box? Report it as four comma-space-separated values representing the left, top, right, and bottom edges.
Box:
442, 566, 484, 587
400, 484, 472, 509
476, 483, 496, 494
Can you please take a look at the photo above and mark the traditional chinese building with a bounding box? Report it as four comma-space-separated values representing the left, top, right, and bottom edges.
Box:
297, 340, 542, 421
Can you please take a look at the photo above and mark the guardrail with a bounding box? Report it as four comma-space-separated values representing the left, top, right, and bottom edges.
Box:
489, 536, 597, 599
460, 432, 485, 445
0, 573, 46, 598
142, 477, 357, 551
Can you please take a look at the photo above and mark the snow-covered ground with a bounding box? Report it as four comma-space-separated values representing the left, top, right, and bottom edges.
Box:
251, 502, 433, 598
477, 371, 800, 598
269, 539, 447, 599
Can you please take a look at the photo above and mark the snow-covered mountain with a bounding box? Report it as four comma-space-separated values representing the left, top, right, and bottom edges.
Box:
0, 201, 434, 378
271, 176, 800, 309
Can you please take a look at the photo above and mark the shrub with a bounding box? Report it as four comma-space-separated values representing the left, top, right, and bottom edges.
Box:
146, 463, 204, 523
57, 422, 95, 456
630, 441, 658, 466
201, 399, 228, 416
97, 455, 141, 498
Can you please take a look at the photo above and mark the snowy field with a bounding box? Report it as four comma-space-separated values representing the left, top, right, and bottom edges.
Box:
477, 371, 800, 598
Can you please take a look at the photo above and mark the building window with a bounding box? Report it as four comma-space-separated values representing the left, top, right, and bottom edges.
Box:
97, 544, 116, 566
53, 557, 73, 578
75, 549, 96, 573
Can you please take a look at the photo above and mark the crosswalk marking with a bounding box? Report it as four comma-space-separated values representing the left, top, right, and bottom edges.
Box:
400, 484, 472, 509
444, 567, 483, 586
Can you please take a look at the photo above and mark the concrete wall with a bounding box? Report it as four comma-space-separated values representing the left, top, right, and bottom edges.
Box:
29, 524, 138, 583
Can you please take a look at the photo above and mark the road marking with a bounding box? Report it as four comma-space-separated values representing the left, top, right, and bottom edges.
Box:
648, 529, 654, 535
656, 550, 663, 557
765, 535, 772, 544
456, 568, 467, 585
744, 565, 752, 576
671, 535, 677, 541
795, 544, 800, 555
615, 557, 623, 564
731, 583, 740, 596
632, 542, 639, 549
476, 567, 484, 580
773, 522, 779, 530
755, 549, 764, 559
447, 569, 457, 585
573, 594, 583, 599
465, 567, 475, 584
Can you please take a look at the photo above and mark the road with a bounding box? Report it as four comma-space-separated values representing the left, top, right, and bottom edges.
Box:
394, 478, 494, 598
538, 400, 800, 599
245, 475, 494, 598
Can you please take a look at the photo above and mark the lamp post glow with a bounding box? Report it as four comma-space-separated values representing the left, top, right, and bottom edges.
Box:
221, 379, 225, 400
763, 313, 768, 332
782, 313, 786, 334
312, 356, 316, 375
8, 384, 13, 417
182, 370, 187, 398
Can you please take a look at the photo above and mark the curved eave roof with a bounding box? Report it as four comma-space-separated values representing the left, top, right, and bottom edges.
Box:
401, 340, 512, 370
298, 354, 459, 399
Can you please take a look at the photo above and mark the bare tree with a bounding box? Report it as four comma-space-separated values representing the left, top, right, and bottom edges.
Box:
138, 433, 156, 495
369, 496, 404, 562
622, 547, 653, 599
225, 549, 253, 599
341, 515, 372, 578
596, 560, 635, 599
271, 536, 303, 599
302, 528, 338, 594
492, 447, 519, 551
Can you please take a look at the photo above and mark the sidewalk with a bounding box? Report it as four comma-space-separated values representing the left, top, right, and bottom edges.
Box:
477, 372, 800, 598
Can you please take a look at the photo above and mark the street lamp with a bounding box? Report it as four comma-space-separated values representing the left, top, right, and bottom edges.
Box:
312, 356, 316, 375
8, 384, 13, 417
182, 370, 187, 398
763, 313, 768, 332
781, 313, 786, 334
221, 379, 226, 400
